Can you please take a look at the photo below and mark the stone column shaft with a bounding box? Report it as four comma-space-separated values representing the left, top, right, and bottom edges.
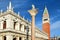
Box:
15, 22, 20, 30
22, 37, 24, 40
6, 35, 13, 40
16, 37, 19, 40
0, 21, 3, 29
31, 16, 35, 40
0, 36, 3, 40
6, 19, 13, 29
21, 24, 24, 32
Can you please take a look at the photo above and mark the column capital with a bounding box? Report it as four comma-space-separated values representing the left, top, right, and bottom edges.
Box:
28, 4, 38, 16
28, 9, 38, 16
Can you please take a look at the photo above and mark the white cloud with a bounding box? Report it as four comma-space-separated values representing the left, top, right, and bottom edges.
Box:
51, 21, 60, 30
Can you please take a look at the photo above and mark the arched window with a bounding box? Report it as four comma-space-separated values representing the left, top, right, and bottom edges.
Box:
3, 21, 6, 29
14, 22, 16, 29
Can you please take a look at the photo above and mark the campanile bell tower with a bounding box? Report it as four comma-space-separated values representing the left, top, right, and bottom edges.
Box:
42, 6, 50, 40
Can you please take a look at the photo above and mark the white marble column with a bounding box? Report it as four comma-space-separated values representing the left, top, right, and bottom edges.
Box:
21, 24, 24, 32
15, 22, 20, 30
16, 37, 19, 40
6, 19, 14, 29
0, 21, 4, 29
6, 35, 13, 40
0, 36, 3, 40
22, 37, 25, 40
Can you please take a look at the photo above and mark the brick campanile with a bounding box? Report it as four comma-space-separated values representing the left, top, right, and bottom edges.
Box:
42, 6, 50, 40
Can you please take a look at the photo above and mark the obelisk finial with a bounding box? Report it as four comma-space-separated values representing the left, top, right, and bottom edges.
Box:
7, 1, 14, 12
7, 1, 13, 11
8, 1, 12, 10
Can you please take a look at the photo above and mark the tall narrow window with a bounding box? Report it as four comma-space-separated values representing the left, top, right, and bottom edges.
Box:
14, 22, 16, 29
3, 21, 6, 29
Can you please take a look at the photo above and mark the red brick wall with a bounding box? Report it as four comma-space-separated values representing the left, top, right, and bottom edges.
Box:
43, 22, 50, 40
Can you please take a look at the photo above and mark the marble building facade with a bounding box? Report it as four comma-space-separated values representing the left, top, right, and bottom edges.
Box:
0, 2, 48, 40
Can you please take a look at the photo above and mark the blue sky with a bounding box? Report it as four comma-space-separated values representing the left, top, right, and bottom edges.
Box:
0, 0, 60, 37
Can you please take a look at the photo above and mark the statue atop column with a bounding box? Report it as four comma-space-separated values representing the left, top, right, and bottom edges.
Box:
28, 4, 38, 40
28, 4, 38, 16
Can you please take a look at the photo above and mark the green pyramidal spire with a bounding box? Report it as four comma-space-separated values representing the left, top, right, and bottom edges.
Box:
43, 6, 49, 17
44, 6, 48, 14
